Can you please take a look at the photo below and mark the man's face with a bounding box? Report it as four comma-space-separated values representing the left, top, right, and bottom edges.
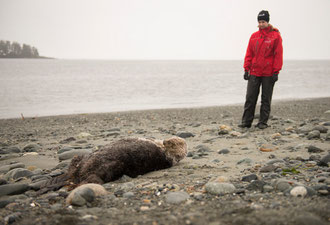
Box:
258, 20, 269, 29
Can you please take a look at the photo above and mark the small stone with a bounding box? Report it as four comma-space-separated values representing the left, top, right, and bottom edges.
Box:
307, 145, 324, 153
242, 174, 258, 182
318, 154, 330, 167
77, 132, 92, 139
266, 159, 284, 165
260, 165, 277, 173
290, 186, 307, 197
274, 180, 293, 192
71, 192, 87, 206
263, 185, 274, 192
165, 191, 189, 204
205, 182, 236, 195
237, 158, 253, 165
260, 144, 276, 152
246, 180, 266, 192
140, 206, 150, 211
230, 131, 242, 137
4, 212, 21, 224
23, 143, 41, 152
176, 132, 195, 138
313, 125, 328, 133
0, 184, 29, 197
187, 152, 194, 157
123, 192, 135, 198
218, 149, 230, 154
307, 130, 320, 140
0, 163, 25, 174
58, 149, 92, 161
4, 168, 33, 181
66, 183, 107, 205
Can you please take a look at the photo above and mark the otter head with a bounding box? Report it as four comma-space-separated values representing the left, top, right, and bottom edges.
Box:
163, 136, 187, 165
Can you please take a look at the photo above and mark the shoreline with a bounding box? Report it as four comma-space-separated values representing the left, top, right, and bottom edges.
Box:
1, 96, 330, 121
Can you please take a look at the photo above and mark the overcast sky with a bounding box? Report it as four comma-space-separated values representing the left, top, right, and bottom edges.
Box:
1, 0, 329, 60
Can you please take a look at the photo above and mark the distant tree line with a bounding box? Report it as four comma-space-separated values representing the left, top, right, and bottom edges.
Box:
0, 40, 40, 58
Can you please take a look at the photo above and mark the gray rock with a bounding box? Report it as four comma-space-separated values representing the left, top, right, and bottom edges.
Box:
75, 187, 95, 203
205, 182, 236, 195
2, 147, 21, 154
318, 154, 330, 167
71, 192, 87, 206
272, 179, 295, 192
176, 132, 195, 138
0, 184, 29, 197
246, 180, 266, 191
29, 180, 48, 191
260, 165, 277, 173
196, 145, 212, 152
0, 163, 25, 174
307, 145, 324, 153
218, 149, 230, 154
307, 130, 321, 140
123, 192, 135, 198
241, 174, 258, 182
303, 186, 317, 196
266, 159, 285, 165
296, 125, 314, 134
4, 168, 33, 181
263, 185, 274, 192
313, 125, 328, 133
23, 143, 41, 152
57, 147, 74, 154
165, 191, 189, 204
4, 213, 21, 224
237, 158, 253, 165
187, 152, 194, 157
58, 149, 92, 161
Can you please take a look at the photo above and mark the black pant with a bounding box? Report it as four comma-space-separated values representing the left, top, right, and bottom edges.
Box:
242, 75, 275, 125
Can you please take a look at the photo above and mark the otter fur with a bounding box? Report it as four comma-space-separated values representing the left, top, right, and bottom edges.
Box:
39, 137, 187, 194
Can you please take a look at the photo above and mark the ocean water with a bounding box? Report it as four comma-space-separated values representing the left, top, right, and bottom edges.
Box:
0, 59, 330, 119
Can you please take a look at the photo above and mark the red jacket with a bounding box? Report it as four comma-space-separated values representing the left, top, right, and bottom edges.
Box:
244, 25, 283, 76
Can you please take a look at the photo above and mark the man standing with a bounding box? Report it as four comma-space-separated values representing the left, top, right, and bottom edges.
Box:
239, 10, 283, 129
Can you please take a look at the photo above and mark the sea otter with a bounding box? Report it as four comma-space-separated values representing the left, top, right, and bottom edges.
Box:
39, 137, 187, 193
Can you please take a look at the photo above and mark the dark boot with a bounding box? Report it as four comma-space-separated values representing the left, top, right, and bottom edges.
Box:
241, 75, 262, 126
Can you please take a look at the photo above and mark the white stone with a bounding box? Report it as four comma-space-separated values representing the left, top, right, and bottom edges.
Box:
290, 186, 307, 197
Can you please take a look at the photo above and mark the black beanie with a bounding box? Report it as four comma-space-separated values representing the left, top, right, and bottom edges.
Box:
257, 10, 270, 22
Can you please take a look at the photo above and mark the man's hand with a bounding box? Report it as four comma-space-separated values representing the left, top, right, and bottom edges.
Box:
272, 73, 278, 82
244, 71, 250, 80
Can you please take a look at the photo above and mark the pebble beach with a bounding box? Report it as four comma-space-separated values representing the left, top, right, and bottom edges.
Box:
0, 97, 330, 225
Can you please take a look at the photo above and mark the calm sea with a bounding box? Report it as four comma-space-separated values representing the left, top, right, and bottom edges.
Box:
0, 59, 330, 119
